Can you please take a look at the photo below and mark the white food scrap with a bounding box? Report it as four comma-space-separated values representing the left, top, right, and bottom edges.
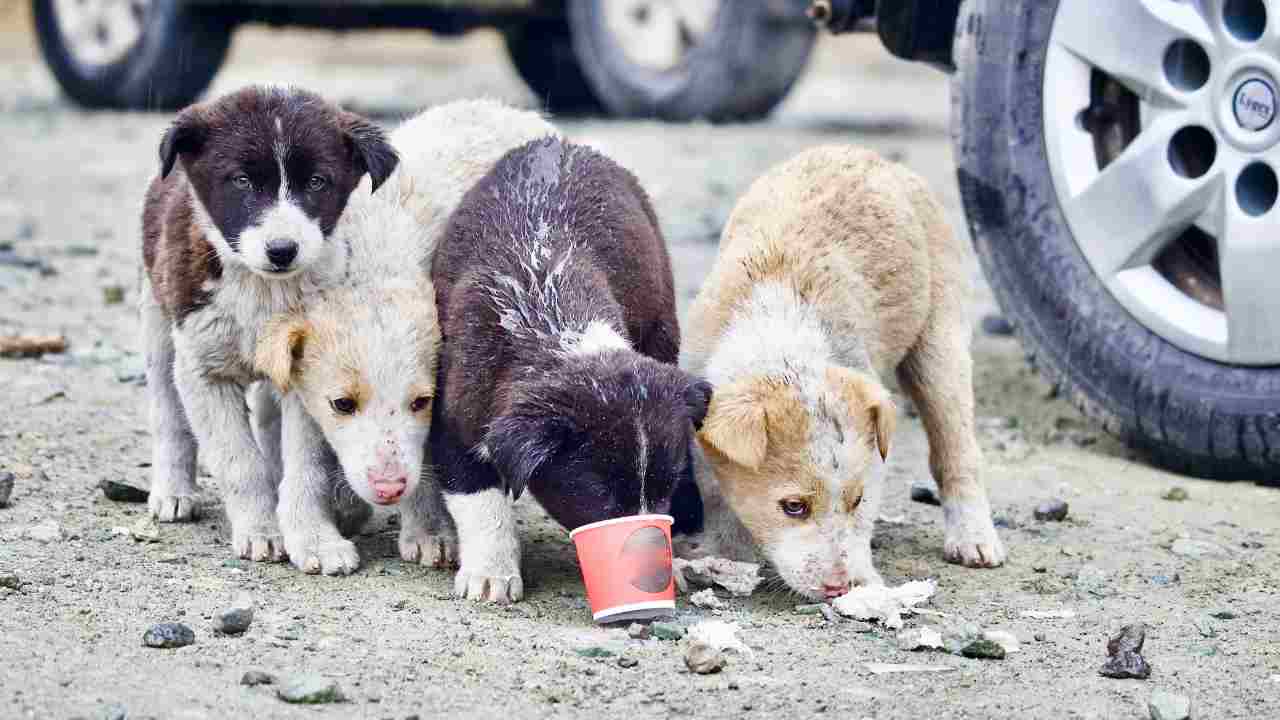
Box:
831, 579, 936, 629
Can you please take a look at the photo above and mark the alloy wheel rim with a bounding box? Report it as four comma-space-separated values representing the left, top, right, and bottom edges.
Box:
53, 0, 151, 68
601, 0, 720, 72
1044, 0, 1280, 365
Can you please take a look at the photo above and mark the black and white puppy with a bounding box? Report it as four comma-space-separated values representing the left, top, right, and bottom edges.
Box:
431, 137, 711, 603
141, 85, 397, 561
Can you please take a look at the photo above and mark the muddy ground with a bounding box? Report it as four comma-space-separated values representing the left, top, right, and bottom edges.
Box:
1, 6, 1277, 719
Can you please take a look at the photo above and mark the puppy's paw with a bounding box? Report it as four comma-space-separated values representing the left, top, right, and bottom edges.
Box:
149, 494, 200, 523
231, 520, 287, 563
399, 526, 459, 569
285, 533, 360, 576
453, 568, 523, 604
942, 497, 1006, 568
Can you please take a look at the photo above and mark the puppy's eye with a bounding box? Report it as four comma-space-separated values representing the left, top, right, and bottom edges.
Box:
779, 499, 811, 519
231, 174, 251, 190
410, 396, 431, 413
330, 397, 357, 415
307, 175, 327, 192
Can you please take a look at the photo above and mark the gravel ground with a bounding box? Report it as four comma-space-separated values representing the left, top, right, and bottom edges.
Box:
1, 8, 1278, 719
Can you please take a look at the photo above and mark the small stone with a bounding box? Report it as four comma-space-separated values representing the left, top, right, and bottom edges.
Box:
617, 657, 639, 669
0, 572, 19, 590
1148, 690, 1191, 720
896, 627, 944, 651
910, 482, 941, 506
575, 646, 614, 658
690, 588, 726, 610
99, 479, 149, 503
215, 597, 254, 635
1108, 623, 1146, 655
142, 622, 195, 649
1209, 610, 1236, 620
1033, 632, 1046, 642
626, 622, 650, 640
981, 630, 1021, 654
981, 314, 1015, 336
960, 639, 1006, 660
1161, 486, 1189, 502
1170, 538, 1227, 559
26, 520, 64, 543
684, 642, 726, 674
240, 670, 276, 686
102, 286, 126, 305
277, 675, 345, 704
129, 517, 161, 543
0, 471, 13, 507
651, 622, 685, 641
1100, 623, 1151, 679
1034, 499, 1069, 522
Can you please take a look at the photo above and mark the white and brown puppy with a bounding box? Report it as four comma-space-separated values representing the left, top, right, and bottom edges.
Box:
432, 137, 711, 604
682, 146, 1005, 600
256, 100, 559, 574
141, 86, 397, 561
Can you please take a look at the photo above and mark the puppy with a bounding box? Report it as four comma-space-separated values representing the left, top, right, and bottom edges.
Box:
141, 86, 397, 561
432, 137, 712, 603
255, 100, 559, 574
682, 146, 1005, 601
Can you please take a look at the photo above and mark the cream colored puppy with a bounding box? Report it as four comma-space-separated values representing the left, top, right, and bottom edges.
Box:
682, 146, 1005, 600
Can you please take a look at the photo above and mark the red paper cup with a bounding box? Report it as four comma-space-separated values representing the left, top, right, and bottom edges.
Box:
569, 514, 675, 623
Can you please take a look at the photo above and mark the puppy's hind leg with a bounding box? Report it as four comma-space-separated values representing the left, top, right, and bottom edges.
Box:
248, 381, 283, 488
143, 297, 200, 522
895, 317, 1006, 569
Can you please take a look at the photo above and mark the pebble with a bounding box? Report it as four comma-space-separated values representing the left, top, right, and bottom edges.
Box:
214, 597, 255, 635
1161, 486, 1189, 502
575, 646, 614, 658
0, 471, 13, 507
26, 520, 64, 543
651, 622, 685, 641
142, 622, 195, 649
1034, 499, 1069, 522
0, 572, 19, 590
129, 517, 161, 543
1148, 690, 1191, 720
1169, 538, 1227, 559
684, 642, 726, 674
909, 482, 941, 506
1100, 623, 1151, 679
102, 285, 126, 305
981, 314, 1015, 336
276, 675, 345, 704
1209, 610, 1236, 620
617, 657, 639, 669
626, 622, 650, 640
960, 639, 1006, 660
240, 670, 276, 686
99, 479, 149, 503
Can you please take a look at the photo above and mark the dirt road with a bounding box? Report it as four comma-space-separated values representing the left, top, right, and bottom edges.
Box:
1, 9, 1277, 719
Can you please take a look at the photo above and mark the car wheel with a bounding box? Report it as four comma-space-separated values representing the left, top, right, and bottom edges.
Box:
33, 0, 233, 110
503, 17, 604, 115
566, 0, 816, 122
953, 0, 1280, 481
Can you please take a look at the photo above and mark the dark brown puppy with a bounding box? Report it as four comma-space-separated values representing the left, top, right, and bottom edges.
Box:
432, 137, 710, 603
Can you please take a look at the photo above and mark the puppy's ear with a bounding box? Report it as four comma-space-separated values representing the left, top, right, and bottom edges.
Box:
159, 107, 208, 179
255, 315, 310, 392
483, 413, 573, 501
826, 367, 896, 461
697, 377, 769, 471
341, 112, 399, 193
684, 378, 714, 431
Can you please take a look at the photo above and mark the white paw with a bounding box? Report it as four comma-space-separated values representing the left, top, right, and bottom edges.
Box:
231, 519, 287, 563
399, 526, 459, 569
453, 568, 523, 604
942, 497, 1007, 568
285, 533, 360, 576
149, 493, 200, 523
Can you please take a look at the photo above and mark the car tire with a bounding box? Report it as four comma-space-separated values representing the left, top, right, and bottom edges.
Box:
33, 0, 233, 111
566, 0, 816, 122
503, 17, 604, 115
952, 0, 1280, 482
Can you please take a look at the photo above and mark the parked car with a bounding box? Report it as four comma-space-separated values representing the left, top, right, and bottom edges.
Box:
30, 0, 816, 120
819, 0, 1280, 482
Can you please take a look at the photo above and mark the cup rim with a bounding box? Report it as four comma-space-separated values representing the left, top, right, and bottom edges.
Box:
592, 599, 675, 622
568, 514, 674, 539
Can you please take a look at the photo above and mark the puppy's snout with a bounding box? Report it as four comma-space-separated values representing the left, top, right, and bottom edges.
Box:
265, 238, 299, 269
821, 567, 851, 598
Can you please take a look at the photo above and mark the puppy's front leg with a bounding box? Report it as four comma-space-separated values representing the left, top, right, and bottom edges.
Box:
143, 299, 198, 522
399, 473, 459, 569
444, 486, 522, 603
171, 346, 285, 561
278, 393, 360, 575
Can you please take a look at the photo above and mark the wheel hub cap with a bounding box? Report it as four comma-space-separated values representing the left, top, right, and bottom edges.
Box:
53, 0, 151, 68
1233, 76, 1277, 131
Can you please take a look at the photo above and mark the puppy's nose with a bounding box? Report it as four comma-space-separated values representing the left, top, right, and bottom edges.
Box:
265, 239, 299, 268
372, 477, 407, 503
